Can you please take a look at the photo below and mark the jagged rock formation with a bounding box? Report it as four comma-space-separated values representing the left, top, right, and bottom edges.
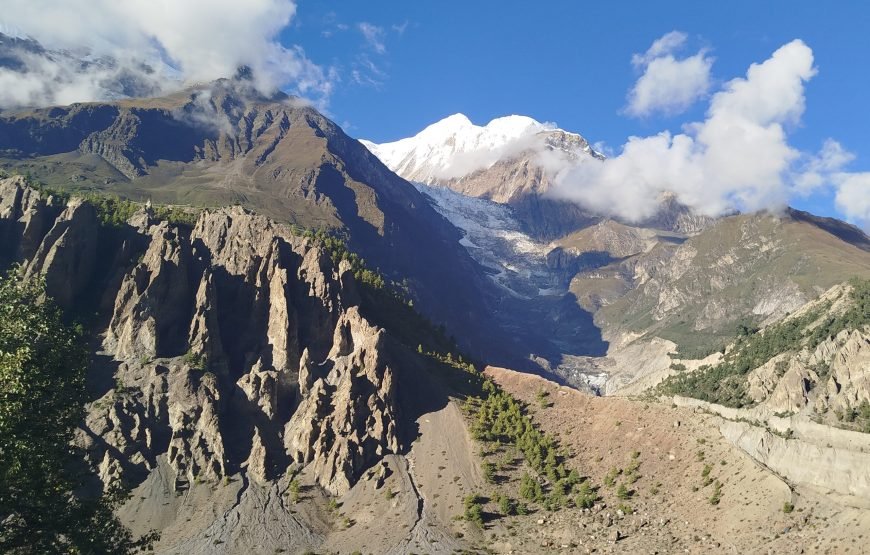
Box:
284, 307, 398, 495
0, 78, 497, 366
0, 177, 402, 498
739, 284, 870, 421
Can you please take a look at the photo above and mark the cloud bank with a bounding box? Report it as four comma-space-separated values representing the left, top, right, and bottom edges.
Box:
551, 39, 860, 223
625, 31, 713, 117
0, 0, 333, 109
834, 173, 870, 225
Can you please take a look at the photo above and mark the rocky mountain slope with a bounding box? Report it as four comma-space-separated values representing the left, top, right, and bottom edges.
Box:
565, 210, 870, 392
4, 173, 870, 554
0, 175, 498, 553
0, 79, 511, 366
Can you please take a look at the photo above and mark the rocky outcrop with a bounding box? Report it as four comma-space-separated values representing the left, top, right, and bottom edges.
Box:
674, 395, 870, 506
103, 221, 193, 360
720, 420, 870, 505
815, 328, 870, 414
3, 184, 404, 498
285, 307, 399, 495
19, 197, 99, 308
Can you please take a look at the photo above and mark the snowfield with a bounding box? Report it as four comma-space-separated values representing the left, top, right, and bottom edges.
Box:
413, 182, 561, 298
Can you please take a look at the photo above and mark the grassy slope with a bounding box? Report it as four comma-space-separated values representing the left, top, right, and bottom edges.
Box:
585, 213, 870, 357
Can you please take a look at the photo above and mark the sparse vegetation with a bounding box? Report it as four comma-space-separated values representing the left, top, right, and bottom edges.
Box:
498, 493, 516, 516
535, 387, 551, 408
575, 481, 596, 509
616, 483, 632, 500
289, 479, 301, 503
783, 501, 795, 514
182, 349, 207, 369
462, 494, 485, 528
657, 279, 870, 408
481, 461, 496, 483
603, 467, 620, 488
709, 481, 723, 505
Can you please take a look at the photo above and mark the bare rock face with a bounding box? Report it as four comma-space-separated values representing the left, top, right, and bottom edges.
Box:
765, 361, 819, 414
187, 268, 228, 376
0, 177, 58, 264
166, 365, 227, 484
815, 328, 870, 414
103, 221, 193, 360
23, 197, 99, 308
285, 307, 399, 495
2, 186, 403, 499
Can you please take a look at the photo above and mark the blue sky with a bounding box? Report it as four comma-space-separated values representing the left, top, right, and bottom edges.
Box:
3, 0, 866, 225
283, 1, 870, 224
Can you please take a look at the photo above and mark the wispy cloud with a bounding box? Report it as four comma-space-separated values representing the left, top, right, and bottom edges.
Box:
358, 22, 386, 54
350, 54, 387, 88
391, 21, 409, 35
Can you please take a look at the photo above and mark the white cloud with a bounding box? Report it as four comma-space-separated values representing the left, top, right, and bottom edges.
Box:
392, 21, 409, 35
358, 22, 386, 54
631, 31, 688, 66
551, 39, 818, 222
0, 0, 334, 109
793, 139, 855, 195
834, 173, 870, 227
626, 31, 713, 117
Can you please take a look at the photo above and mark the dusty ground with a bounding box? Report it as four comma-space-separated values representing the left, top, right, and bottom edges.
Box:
119, 363, 870, 554
485, 365, 870, 555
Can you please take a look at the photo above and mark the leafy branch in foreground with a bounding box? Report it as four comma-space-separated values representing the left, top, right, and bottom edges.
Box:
0, 270, 156, 553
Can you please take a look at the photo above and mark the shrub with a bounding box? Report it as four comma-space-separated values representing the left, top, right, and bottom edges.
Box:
498, 494, 515, 516
709, 481, 722, 505
519, 473, 544, 502
604, 467, 620, 488
481, 461, 496, 484
616, 483, 632, 500
289, 479, 301, 503
463, 494, 484, 528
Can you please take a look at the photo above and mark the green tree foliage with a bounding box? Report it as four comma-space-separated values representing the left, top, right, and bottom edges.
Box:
519, 473, 543, 502
289, 479, 301, 504
472, 380, 566, 481
462, 494, 484, 528
575, 481, 596, 509
497, 493, 515, 516
0, 272, 155, 553
481, 461, 496, 484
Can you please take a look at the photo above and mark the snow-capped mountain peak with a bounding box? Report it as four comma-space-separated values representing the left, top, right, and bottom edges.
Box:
361, 112, 600, 185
